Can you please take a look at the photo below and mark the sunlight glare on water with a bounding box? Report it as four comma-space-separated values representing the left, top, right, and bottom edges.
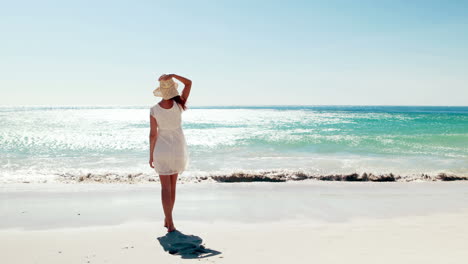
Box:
0, 106, 467, 183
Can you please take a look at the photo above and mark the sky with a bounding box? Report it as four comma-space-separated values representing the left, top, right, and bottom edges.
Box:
1, 0, 467, 106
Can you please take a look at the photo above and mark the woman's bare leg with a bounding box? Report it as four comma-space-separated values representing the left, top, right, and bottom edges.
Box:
163, 173, 178, 229
170, 173, 178, 212
159, 175, 174, 232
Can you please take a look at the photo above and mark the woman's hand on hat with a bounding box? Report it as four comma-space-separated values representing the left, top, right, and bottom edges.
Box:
158, 74, 174, 81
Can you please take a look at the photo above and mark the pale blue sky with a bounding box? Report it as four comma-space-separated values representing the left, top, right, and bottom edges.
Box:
1, 0, 467, 106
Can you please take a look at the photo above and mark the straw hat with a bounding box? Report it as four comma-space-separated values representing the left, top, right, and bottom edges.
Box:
153, 78, 179, 100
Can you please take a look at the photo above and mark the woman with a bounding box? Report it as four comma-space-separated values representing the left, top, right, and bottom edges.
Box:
149, 73, 191, 232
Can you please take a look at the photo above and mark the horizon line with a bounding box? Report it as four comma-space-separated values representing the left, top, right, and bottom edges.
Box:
1, 104, 467, 108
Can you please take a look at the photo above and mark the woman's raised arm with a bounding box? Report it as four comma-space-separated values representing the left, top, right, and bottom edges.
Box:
170, 74, 192, 102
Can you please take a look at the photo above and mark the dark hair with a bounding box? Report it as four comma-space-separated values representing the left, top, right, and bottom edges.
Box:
171, 95, 187, 111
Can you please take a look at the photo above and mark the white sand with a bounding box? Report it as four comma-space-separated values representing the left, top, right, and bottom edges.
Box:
1, 181, 468, 263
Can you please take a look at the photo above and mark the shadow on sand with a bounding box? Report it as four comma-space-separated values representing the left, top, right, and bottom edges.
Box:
157, 230, 222, 259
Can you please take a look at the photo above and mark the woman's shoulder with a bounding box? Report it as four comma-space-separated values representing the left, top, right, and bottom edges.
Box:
150, 104, 160, 117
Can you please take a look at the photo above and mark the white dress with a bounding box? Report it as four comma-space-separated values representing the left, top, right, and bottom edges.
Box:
150, 102, 189, 175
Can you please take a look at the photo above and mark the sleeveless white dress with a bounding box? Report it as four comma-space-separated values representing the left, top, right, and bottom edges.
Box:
150, 102, 189, 175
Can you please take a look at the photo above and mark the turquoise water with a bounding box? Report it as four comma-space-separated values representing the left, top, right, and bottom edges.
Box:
0, 106, 467, 183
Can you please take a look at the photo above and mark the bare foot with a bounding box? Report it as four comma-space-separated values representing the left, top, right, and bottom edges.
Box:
167, 225, 176, 232
167, 220, 176, 232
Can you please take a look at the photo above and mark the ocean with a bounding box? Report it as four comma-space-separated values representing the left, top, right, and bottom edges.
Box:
0, 105, 467, 183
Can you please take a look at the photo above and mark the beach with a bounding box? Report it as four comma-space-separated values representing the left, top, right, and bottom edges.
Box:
2, 181, 468, 263
3, 0, 468, 262
1, 106, 467, 263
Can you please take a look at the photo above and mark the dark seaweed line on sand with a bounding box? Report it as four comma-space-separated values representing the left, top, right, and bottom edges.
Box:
51, 172, 468, 184
209, 172, 468, 183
